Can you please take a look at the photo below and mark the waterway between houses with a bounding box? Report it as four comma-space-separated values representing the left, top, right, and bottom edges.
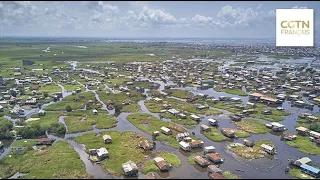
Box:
1, 59, 320, 179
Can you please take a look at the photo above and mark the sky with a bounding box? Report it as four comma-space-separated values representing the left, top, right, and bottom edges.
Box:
1, 1, 320, 39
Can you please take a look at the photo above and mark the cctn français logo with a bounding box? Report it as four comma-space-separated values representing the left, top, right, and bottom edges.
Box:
276, 9, 314, 47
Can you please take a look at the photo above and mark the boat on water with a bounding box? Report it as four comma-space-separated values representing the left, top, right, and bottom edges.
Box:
236, 169, 244, 172
0, 141, 3, 148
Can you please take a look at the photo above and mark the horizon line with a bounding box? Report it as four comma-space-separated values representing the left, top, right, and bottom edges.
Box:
0, 36, 277, 39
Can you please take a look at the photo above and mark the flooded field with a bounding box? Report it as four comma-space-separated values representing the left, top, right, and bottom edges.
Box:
1, 54, 320, 179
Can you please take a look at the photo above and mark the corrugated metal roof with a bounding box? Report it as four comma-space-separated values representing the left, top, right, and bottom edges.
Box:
208, 165, 222, 173
209, 172, 225, 179
96, 147, 108, 157
261, 144, 274, 151
260, 96, 278, 102
36, 138, 53, 143
154, 157, 165, 163
300, 164, 320, 174
296, 126, 309, 132
161, 126, 171, 132
103, 135, 111, 140
207, 153, 221, 160
195, 155, 209, 164
155, 160, 169, 169
122, 161, 138, 172
179, 141, 190, 148
249, 93, 265, 97
297, 157, 312, 165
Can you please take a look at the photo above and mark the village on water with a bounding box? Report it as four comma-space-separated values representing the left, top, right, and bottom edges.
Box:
0, 38, 319, 179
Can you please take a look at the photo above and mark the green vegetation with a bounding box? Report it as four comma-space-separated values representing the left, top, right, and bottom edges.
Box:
63, 111, 117, 133
205, 102, 290, 122
163, 89, 194, 99
163, 98, 221, 115
38, 84, 61, 94
286, 135, 320, 155
248, 104, 291, 122
10, 139, 37, 148
214, 87, 247, 96
297, 118, 310, 124
27, 112, 61, 129
144, 100, 163, 113
249, 111, 288, 121
223, 171, 239, 179
309, 121, 320, 132
141, 150, 181, 174
60, 83, 83, 92
187, 154, 197, 165
289, 168, 315, 179
234, 119, 271, 134
45, 91, 99, 111
201, 128, 229, 142
105, 78, 131, 87
65, 105, 72, 112
15, 124, 46, 139
296, 121, 320, 134
0, 140, 92, 179
228, 139, 275, 159
232, 129, 250, 138
64, 116, 93, 133
225, 89, 247, 96
0, 117, 14, 139
0, 42, 187, 64
49, 122, 66, 135
121, 104, 141, 112
130, 81, 156, 89
184, 125, 196, 130
96, 90, 144, 111
127, 113, 184, 148
74, 131, 148, 176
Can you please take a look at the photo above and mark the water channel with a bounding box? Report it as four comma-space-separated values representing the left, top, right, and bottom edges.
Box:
2, 58, 320, 179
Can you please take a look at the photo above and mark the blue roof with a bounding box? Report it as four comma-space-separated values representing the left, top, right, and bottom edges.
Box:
300, 164, 320, 174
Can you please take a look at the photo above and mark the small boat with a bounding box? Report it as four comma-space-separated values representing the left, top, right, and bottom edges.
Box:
0, 141, 3, 149
236, 169, 244, 172
285, 166, 290, 173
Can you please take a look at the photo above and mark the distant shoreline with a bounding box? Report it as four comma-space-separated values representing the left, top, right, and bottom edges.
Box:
0, 37, 319, 46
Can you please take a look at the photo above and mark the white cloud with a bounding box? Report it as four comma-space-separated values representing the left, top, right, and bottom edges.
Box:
91, 13, 103, 23
215, 5, 273, 28
192, 14, 213, 24
175, 4, 275, 29
0, 1, 39, 27
85, 1, 119, 14
0, 1, 318, 37
124, 6, 177, 29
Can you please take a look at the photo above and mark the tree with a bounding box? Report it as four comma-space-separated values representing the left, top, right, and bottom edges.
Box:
49, 122, 66, 135
309, 122, 320, 132
10, 90, 17, 97
43, 92, 49, 98
103, 70, 108, 76
17, 88, 25, 95
114, 103, 123, 114
20, 89, 25, 95
16, 124, 46, 139
0, 118, 14, 139
65, 105, 72, 112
